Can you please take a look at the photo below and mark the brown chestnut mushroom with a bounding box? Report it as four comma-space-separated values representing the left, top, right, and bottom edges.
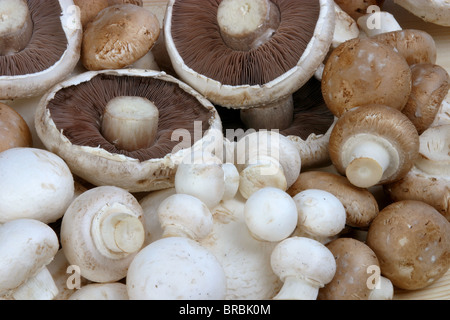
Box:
35, 69, 223, 193
321, 38, 412, 117
0, 0, 82, 100
366, 200, 450, 291
0, 102, 32, 153
334, 0, 384, 21
329, 105, 420, 189
81, 4, 160, 70
73, 0, 109, 28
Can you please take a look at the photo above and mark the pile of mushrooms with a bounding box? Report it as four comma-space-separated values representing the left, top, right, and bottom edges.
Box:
1, 0, 450, 301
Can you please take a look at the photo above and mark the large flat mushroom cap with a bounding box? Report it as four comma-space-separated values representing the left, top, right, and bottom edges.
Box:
164, 0, 336, 109
0, 0, 82, 100
35, 69, 223, 193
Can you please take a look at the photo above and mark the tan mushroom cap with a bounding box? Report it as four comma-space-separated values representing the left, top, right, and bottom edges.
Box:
0, 102, 32, 153
287, 171, 379, 228
318, 237, 379, 300
74, 0, 109, 28
322, 38, 412, 117
81, 4, 160, 70
401, 64, 450, 134
366, 200, 450, 290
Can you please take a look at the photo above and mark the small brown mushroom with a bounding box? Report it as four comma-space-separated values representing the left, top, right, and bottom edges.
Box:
0, 102, 32, 153
81, 4, 160, 70
333, 0, 384, 21
287, 171, 379, 228
366, 200, 450, 290
401, 64, 450, 134
74, 0, 109, 28
329, 105, 420, 188
321, 38, 412, 117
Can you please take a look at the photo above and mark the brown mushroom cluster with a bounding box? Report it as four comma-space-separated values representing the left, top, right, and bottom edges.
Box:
0, 0, 449, 302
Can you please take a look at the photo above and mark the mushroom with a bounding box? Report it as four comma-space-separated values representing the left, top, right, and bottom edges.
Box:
0, 102, 32, 153
366, 200, 450, 290
291, 189, 346, 244
393, 0, 450, 27
287, 171, 379, 228
61, 185, 145, 283
126, 236, 227, 300
73, 0, 109, 28
157, 193, 213, 240
81, 4, 161, 70
318, 237, 394, 300
333, 0, 384, 21
69, 283, 129, 300
0, 147, 74, 224
35, 69, 223, 193
357, 8, 402, 37
385, 125, 450, 220
401, 64, 450, 134
328, 105, 420, 188
243, 187, 298, 242
235, 130, 301, 199
331, 2, 360, 50
270, 236, 336, 300
0, 0, 82, 100
0, 219, 59, 300
321, 37, 412, 117
164, 0, 336, 131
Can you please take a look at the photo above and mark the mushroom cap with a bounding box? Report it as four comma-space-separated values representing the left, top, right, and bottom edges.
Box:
61, 186, 144, 283
322, 38, 412, 117
0, 102, 32, 153
0, 219, 59, 296
415, 124, 450, 176
318, 237, 380, 300
270, 236, 336, 287
329, 105, 420, 185
0, 147, 74, 224
35, 69, 223, 192
81, 4, 161, 70
126, 236, 227, 300
164, 0, 335, 109
366, 200, 450, 290
402, 64, 450, 134
73, 0, 109, 28
0, 0, 82, 100
393, 0, 450, 26
69, 283, 128, 300
288, 171, 379, 228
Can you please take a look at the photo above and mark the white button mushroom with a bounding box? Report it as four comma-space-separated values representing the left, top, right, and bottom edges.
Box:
292, 189, 346, 244
0, 147, 75, 224
126, 237, 227, 300
0, 219, 59, 300
157, 193, 213, 240
270, 236, 336, 300
244, 187, 298, 242
61, 186, 145, 283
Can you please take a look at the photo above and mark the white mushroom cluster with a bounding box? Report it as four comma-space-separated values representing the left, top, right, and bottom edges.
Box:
0, 0, 449, 302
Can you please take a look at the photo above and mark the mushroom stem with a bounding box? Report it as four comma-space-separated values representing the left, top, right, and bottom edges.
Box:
273, 276, 319, 300
92, 203, 145, 259
240, 95, 294, 130
101, 96, 159, 151
0, 0, 33, 56
368, 276, 394, 300
345, 139, 392, 188
217, 0, 281, 51
12, 267, 59, 300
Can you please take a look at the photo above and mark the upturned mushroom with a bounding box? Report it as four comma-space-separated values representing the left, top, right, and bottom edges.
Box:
61, 186, 145, 283
0, 147, 74, 224
126, 236, 227, 300
270, 236, 336, 300
287, 171, 379, 228
81, 4, 161, 70
0, 102, 32, 153
393, 0, 450, 26
328, 105, 420, 188
164, 0, 335, 131
321, 37, 412, 117
35, 69, 223, 193
318, 237, 394, 300
244, 187, 298, 242
385, 125, 450, 220
0, 0, 82, 100
366, 200, 450, 290
0, 219, 59, 300
292, 189, 347, 244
